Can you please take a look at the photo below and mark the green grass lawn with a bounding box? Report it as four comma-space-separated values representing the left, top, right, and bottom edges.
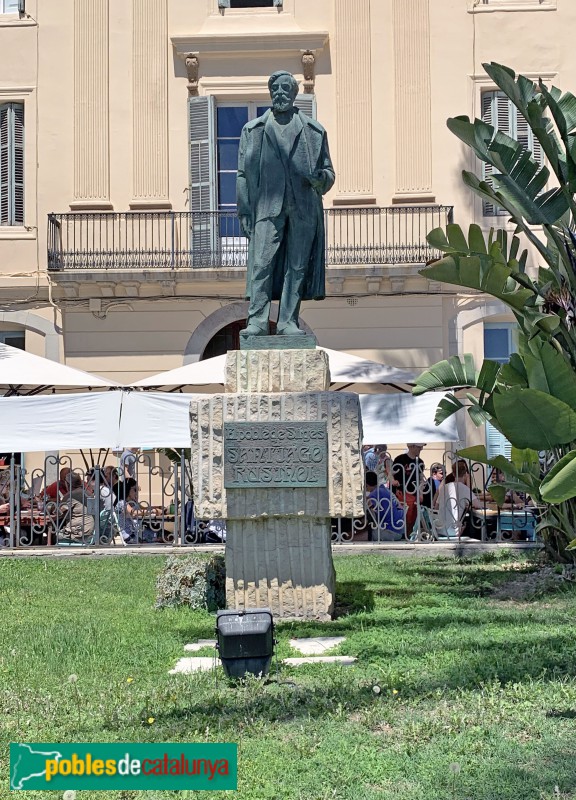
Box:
1, 551, 576, 800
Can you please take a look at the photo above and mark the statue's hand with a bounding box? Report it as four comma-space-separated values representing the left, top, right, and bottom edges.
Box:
307, 170, 326, 192
240, 215, 252, 238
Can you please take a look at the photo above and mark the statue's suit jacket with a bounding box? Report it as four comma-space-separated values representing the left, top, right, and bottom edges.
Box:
236, 108, 335, 302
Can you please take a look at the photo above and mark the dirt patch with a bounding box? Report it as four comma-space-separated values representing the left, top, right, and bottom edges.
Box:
492, 566, 574, 600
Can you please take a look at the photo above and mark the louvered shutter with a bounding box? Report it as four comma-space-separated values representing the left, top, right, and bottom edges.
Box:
0, 103, 23, 226
0, 105, 9, 225
486, 421, 512, 459
515, 103, 543, 167
189, 95, 216, 266
482, 91, 510, 217
12, 104, 24, 224
294, 94, 316, 119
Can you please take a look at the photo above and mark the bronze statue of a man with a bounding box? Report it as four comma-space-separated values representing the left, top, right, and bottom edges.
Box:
237, 70, 335, 337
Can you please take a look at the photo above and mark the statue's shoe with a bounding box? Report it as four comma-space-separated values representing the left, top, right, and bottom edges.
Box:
240, 324, 269, 336
276, 324, 305, 335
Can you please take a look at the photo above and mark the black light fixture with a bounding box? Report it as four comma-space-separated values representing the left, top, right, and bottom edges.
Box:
216, 608, 275, 680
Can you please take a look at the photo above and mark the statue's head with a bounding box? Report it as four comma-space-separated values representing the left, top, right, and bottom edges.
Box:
268, 71, 299, 113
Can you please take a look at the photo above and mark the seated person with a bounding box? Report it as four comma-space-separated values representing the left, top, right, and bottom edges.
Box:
376, 445, 394, 488
57, 473, 95, 544
434, 461, 481, 538
100, 466, 120, 510
115, 478, 142, 543
480, 468, 525, 508
115, 478, 162, 544
45, 467, 71, 500
421, 462, 444, 509
365, 470, 405, 540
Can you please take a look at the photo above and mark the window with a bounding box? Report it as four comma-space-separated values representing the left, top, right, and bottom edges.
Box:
481, 90, 543, 216
0, 0, 19, 13
0, 331, 25, 350
0, 102, 24, 226
483, 324, 517, 364
484, 323, 517, 457
189, 95, 316, 214
216, 103, 269, 231
188, 94, 315, 264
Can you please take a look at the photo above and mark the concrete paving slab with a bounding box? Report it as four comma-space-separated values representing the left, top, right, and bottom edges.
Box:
283, 656, 356, 666
0, 542, 541, 559
184, 640, 217, 652
169, 657, 219, 674
290, 636, 345, 655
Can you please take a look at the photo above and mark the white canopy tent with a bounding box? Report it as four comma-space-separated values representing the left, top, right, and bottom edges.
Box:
0, 390, 458, 452
131, 348, 416, 392
0, 343, 117, 396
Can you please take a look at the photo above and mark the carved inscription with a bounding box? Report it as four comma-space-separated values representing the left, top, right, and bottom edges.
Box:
224, 421, 328, 488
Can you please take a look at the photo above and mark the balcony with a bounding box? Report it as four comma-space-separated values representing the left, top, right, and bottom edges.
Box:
47, 206, 453, 272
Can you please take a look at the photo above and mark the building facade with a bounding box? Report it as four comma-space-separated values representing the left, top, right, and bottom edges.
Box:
0, 0, 569, 460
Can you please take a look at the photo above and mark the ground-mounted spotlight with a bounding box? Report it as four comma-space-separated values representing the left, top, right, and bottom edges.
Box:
216, 608, 275, 680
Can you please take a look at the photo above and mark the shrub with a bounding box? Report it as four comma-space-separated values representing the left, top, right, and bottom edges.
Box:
155, 554, 225, 611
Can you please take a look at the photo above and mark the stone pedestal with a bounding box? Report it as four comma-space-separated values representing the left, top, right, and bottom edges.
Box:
190, 348, 364, 620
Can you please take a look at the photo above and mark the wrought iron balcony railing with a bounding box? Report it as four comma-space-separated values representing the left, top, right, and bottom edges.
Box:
47, 206, 454, 272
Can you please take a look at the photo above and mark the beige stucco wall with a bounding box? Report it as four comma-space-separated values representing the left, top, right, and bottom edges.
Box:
2, 0, 571, 456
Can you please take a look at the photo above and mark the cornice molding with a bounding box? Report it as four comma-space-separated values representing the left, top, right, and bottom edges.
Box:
470, 71, 557, 83
172, 31, 328, 59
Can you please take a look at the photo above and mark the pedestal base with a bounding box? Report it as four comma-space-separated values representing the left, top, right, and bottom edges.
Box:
225, 517, 335, 620
239, 334, 317, 351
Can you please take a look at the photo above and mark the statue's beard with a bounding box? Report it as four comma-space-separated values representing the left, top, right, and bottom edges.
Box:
272, 95, 292, 113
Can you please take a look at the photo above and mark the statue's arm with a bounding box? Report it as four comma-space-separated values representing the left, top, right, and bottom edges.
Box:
236, 128, 252, 236
316, 133, 335, 195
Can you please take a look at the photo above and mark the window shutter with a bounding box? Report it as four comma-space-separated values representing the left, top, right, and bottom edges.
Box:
188, 95, 216, 265
294, 94, 316, 119
486, 422, 512, 460
482, 91, 510, 217
481, 92, 496, 216
0, 105, 9, 226
515, 103, 543, 166
495, 91, 511, 134
189, 95, 216, 212
0, 103, 23, 226
12, 104, 24, 225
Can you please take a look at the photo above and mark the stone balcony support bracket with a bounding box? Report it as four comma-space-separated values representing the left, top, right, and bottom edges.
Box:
172, 32, 328, 95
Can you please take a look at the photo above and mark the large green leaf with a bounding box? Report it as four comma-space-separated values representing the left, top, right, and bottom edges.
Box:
413, 355, 477, 396
462, 169, 568, 227
458, 445, 521, 478
523, 341, 576, 409
537, 82, 576, 190
434, 395, 464, 425
493, 387, 576, 449
457, 445, 538, 498
423, 225, 537, 312
448, 114, 569, 225
540, 450, 576, 503
481, 64, 568, 187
